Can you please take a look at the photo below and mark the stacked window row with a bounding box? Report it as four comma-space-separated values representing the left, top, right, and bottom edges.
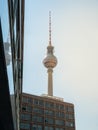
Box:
22, 96, 74, 112
20, 123, 65, 130
20, 122, 74, 130
20, 113, 74, 126
21, 105, 74, 119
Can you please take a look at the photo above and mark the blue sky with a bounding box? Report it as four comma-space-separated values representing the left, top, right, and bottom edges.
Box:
0, 0, 98, 130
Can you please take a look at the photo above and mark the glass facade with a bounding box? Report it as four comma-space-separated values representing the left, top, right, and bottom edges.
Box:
0, 0, 24, 129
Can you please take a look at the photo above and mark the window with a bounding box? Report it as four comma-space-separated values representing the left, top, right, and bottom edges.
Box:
55, 104, 64, 110
28, 98, 32, 103
38, 125, 42, 130
55, 104, 59, 110
32, 125, 42, 130
45, 102, 54, 108
55, 112, 64, 118
39, 100, 44, 106
55, 128, 64, 130
45, 110, 54, 116
32, 124, 37, 130
55, 120, 64, 126
45, 117, 54, 124
66, 106, 73, 112
65, 114, 74, 119
34, 99, 44, 106
20, 113, 31, 120
34, 99, 39, 105
32, 116, 43, 123
22, 97, 28, 103
45, 126, 54, 130
20, 122, 30, 129
50, 127, 54, 130
33, 107, 44, 114
59, 105, 64, 110
22, 97, 32, 104
66, 121, 74, 127
22, 105, 32, 113
45, 126, 48, 130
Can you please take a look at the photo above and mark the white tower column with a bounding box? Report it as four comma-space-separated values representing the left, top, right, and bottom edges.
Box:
48, 68, 53, 96
43, 11, 57, 96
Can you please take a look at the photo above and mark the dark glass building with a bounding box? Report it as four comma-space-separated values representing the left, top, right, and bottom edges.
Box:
0, 0, 25, 129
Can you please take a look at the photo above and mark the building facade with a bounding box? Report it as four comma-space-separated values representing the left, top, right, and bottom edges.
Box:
20, 93, 75, 130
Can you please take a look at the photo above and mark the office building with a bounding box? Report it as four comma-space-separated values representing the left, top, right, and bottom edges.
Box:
20, 93, 75, 130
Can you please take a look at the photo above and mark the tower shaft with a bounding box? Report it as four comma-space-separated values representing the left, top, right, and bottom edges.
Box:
48, 68, 53, 96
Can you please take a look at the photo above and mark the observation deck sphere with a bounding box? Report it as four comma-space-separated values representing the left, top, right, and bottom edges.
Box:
43, 54, 57, 68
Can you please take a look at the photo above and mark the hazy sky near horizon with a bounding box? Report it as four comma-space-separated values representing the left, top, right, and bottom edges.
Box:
0, 0, 98, 130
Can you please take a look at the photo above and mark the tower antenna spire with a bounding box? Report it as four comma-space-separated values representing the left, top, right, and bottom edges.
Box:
49, 11, 51, 46
43, 11, 57, 96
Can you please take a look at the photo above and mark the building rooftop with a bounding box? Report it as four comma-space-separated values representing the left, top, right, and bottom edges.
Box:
41, 94, 64, 101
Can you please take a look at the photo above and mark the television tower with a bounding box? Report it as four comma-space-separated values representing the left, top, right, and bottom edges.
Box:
43, 11, 57, 96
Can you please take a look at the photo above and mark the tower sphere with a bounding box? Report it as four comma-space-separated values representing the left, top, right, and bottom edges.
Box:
43, 45, 57, 68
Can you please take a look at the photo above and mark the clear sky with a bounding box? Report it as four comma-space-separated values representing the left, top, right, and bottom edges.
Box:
0, 0, 98, 130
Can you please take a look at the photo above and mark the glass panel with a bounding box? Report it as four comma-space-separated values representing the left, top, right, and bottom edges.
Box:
32, 115, 43, 122
55, 128, 64, 130
34, 99, 44, 106
33, 107, 44, 114
38, 125, 42, 130
45, 110, 54, 116
65, 114, 74, 119
45, 102, 54, 108
59, 105, 64, 110
55, 120, 64, 126
22, 105, 32, 112
66, 121, 74, 127
32, 124, 37, 130
22, 96, 28, 103
22, 96, 32, 104
55, 112, 64, 118
45, 126, 54, 130
20, 122, 30, 129
39, 100, 44, 106
66, 106, 74, 112
20, 113, 31, 120
34, 99, 39, 105
54, 104, 59, 110
45, 118, 54, 124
